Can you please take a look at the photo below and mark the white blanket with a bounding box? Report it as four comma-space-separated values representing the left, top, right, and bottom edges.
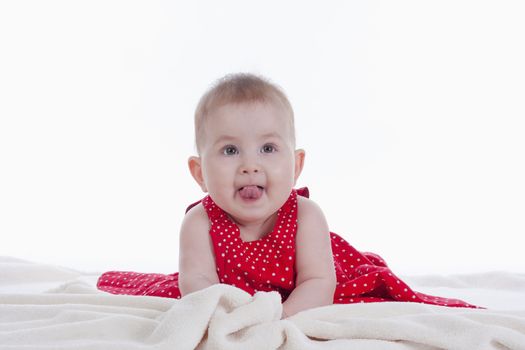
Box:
1, 257, 524, 350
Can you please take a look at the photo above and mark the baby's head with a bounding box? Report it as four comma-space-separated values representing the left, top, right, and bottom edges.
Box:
194, 73, 296, 154
188, 73, 305, 224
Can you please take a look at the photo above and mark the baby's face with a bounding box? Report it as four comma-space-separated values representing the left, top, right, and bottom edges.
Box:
191, 101, 304, 226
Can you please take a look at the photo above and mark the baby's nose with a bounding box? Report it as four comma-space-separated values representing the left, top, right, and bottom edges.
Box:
240, 160, 261, 174
241, 166, 259, 174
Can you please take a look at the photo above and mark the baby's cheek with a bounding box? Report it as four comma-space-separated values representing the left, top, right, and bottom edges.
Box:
282, 162, 298, 184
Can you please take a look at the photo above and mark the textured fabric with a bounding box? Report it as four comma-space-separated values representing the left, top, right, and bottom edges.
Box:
97, 188, 477, 308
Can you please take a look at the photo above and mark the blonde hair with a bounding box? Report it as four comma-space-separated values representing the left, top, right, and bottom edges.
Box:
194, 73, 295, 153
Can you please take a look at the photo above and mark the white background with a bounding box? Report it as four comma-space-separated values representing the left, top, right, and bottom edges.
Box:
1, 1, 524, 275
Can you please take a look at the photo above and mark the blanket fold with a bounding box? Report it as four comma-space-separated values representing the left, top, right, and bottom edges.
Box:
1, 257, 525, 350
2, 283, 525, 350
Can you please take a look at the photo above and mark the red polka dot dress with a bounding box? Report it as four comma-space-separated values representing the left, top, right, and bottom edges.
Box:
202, 187, 298, 300
97, 188, 478, 308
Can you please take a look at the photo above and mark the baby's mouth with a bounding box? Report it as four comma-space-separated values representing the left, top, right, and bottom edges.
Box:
238, 185, 264, 200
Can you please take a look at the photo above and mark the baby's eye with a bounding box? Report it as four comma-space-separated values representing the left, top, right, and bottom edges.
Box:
261, 144, 276, 153
222, 145, 239, 156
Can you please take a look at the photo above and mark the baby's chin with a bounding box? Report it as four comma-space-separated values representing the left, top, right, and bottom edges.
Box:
225, 205, 279, 227
228, 208, 271, 224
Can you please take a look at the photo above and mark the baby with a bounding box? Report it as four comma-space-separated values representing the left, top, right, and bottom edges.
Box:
97, 73, 477, 317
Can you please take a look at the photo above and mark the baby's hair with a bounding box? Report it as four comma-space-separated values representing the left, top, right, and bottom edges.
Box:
194, 73, 295, 153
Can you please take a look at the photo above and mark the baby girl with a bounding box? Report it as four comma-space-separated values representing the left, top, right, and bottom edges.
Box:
97, 73, 477, 318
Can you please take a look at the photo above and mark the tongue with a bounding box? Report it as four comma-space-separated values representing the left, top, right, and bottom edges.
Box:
239, 185, 263, 200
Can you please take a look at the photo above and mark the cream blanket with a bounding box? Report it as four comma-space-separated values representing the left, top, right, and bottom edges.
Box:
1, 257, 524, 350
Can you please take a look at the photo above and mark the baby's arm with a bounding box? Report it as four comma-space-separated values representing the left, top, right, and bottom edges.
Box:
282, 196, 336, 318
178, 203, 219, 296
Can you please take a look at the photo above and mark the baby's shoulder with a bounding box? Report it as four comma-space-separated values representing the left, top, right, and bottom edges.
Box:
295, 193, 329, 239
185, 200, 206, 215
296, 195, 326, 221
180, 202, 210, 235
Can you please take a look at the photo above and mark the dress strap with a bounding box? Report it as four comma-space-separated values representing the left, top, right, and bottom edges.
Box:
184, 195, 226, 222
296, 187, 309, 198
201, 195, 229, 222
185, 199, 202, 214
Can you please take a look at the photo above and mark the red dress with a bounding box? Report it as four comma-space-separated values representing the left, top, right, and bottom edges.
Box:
97, 188, 477, 308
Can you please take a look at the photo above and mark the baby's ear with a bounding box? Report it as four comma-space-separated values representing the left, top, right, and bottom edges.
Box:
294, 149, 306, 184
188, 156, 208, 192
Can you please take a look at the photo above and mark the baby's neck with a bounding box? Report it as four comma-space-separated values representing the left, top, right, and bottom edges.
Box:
229, 213, 278, 242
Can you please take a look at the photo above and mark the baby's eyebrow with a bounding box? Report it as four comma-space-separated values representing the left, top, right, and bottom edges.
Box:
260, 132, 280, 138
213, 135, 238, 146
259, 132, 285, 141
213, 133, 283, 146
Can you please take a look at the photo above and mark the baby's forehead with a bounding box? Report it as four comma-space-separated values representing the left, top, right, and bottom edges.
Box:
197, 101, 296, 148
205, 99, 292, 125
